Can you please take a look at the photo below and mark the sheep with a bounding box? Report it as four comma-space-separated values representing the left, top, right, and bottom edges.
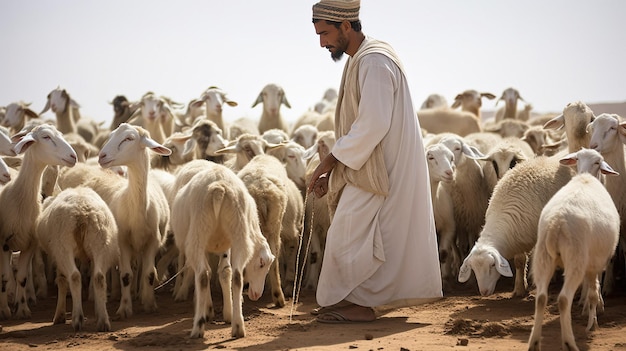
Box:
290, 124, 318, 150
425, 143, 459, 289
521, 125, 565, 156
420, 93, 448, 110
110, 95, 138, 130
216, 133, 284, 172
2, 101, 40, 134
0, 124, 77, 319
193, 86, 238, 138
438, 134, 490, 259
290, 110, 323, 135
253, 83, 291, 135
127, 92, 178, 144
39, 87, 80, 135
312, 87, 338, 114
450, 89, 496, 120
494, 87, 531, 122
171, 162, 274, 338
417, 108, 482, 137
587, 113, 626, 295
36, 186, 119, 332
301, 131, 336, 290
237, 154, 303, 308
528, 148, 620, 351
229, 117, 260, 140
458, 101, 594, 297
98, 123, 171, 318
477, 136, 535, 192
483, 119, 530, 139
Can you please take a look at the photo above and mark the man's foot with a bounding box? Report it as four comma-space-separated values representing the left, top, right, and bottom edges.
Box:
316, 304, 376, 324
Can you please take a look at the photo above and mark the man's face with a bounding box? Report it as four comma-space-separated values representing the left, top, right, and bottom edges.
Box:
314, 20, 349, 62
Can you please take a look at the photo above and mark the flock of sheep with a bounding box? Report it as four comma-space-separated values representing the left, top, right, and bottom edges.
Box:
0, 83, 624, 350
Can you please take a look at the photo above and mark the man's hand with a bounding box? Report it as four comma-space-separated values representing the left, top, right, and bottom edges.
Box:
307, 153, 339, 194
311, 175, 329, 198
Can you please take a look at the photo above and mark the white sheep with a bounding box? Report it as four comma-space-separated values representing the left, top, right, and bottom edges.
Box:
228, 117, 260, 140
36, 186, 119, 332
420, 93, 448, 110
417, 108, 482, 137
450, 89, 496, 120
2, 101, 40, 134
521, 125, 565, 156
171, 162, 274, 338
216, 133, 284, 172
587, 113, 626, 295
0, 124, 77, 319
127, 92, 178, 144
494, 87, 531, 122
253, 83, 291, 135
290, 124, 318, 150
438, 134, 490, 259
425, 143, 459, 288
483, 119, 530, 139
477, 136, 535, 192
237, 154, 302, 308
193, 86, 238, 138
98, 123, 171, 318
528, 148, 620, 351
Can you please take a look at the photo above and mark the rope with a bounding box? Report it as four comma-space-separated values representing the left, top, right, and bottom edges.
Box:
289, 191, 315, 322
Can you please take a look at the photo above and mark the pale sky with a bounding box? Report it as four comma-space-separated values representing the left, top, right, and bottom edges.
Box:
2, 1, 625, 126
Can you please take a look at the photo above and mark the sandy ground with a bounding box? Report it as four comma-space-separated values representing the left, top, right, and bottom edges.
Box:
1, 276, 625, 351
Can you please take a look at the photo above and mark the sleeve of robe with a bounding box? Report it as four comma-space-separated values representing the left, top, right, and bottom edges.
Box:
332, 53, 396, 171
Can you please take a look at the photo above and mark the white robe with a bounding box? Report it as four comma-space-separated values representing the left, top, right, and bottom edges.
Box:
316, 38, 443, 308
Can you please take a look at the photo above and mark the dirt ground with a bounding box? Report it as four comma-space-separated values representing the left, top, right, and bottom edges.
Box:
1, 277, 625, 351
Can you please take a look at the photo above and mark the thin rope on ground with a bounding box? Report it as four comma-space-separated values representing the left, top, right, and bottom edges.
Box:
290, 192, 315, 323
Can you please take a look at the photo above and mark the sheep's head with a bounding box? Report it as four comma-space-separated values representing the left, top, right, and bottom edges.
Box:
559, 147, 619, 179
244, 240, 275, 301
200, 87, 238, 118
40, 87, 76, 115
496, 87, 524, 110
190, 119, 227, 157
458, 244, 512, 296
425, 143, 455, 183
252, 83, 291, 114
99, 123, 171, 168
451, 90, 496, 115
13, 124, 77, 168
291, 124, 318, 149
3, 101, 38, 129
588, 113, 620, 154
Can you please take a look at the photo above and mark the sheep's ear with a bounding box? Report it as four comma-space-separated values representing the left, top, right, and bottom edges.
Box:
39, 98, 51, 116
451, 95, 462, 109
282, 94, 291, 109
303, 143, 318, 160
266, 141, 287, 151
215, 144, 238, 154
617, 122, 626, 144
458, 257, 472, 283
225, 99, 238, 107
481, 92, 496, 100
182, 137, 196, 156
251, 93, 263, 108
461, 144, 485, 159
24, 108, 39, 119
13, 133, 36, 154
543, 114, 564, 130
140, 135, 172, 156
558, 152, 578, 167
494, 253, 513, 277
600, 161, 619, 176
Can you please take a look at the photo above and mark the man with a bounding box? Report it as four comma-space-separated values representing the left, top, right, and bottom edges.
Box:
308, 0, 443, 323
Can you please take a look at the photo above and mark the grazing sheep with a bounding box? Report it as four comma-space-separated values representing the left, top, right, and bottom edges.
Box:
528, 148, 620, 351
587, 113, 626, 295
425, 143, 459, 288
253, 83, 291, 135
458, 156, 574, 296
237, 154, 302, 308
36, 187, 119, 332
98, 123, 171, 318
0, 124, 77, 319
171, 163, 274, 338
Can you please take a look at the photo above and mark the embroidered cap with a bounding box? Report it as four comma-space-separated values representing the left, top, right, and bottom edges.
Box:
312, 0, 360, 22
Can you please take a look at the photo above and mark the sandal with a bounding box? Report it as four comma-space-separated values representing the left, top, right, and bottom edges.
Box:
316, 305, 376, 324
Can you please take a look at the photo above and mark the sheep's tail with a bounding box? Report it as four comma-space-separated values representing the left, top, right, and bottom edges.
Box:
208, 182, 228, 220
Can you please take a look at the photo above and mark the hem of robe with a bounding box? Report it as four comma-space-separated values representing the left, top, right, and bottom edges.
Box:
372, 297, 443, 315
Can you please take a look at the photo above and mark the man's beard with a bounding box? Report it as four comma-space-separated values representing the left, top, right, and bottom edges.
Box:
330, 31, 348, 62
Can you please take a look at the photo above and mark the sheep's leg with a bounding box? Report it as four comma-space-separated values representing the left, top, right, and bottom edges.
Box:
53, 273, 69, 325
267, 237, 285, 307
155, 244, 178, 283
216, 251, 233, 323
584, 273, 600, 332
173, 253, 192, 301
139, 242, 159, 313
32, 248, 48, 300
304, 229, 323, 291
68, 269, 84, 331
528, 249, 556, 351
109, 266, 121, 300
0, 248, 12, 319
559, 268, 584, 351
230, 266, 245, 338
512, 253, 528, 297
13, 246, 35, 318
115, 245, 133, 319
282, 237, 298, 298
91, 264, 111, 332
601, 253, 616, 296
190, 257, 211, 339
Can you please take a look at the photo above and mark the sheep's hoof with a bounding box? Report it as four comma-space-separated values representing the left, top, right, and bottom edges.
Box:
14, 304, 31, 319
231, 323, 245, 338
115, 306, 132, 320
53, 313, 66, 325
0, 307, 11, 320
96, 318, 111, 332
72, 314, 84, 332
